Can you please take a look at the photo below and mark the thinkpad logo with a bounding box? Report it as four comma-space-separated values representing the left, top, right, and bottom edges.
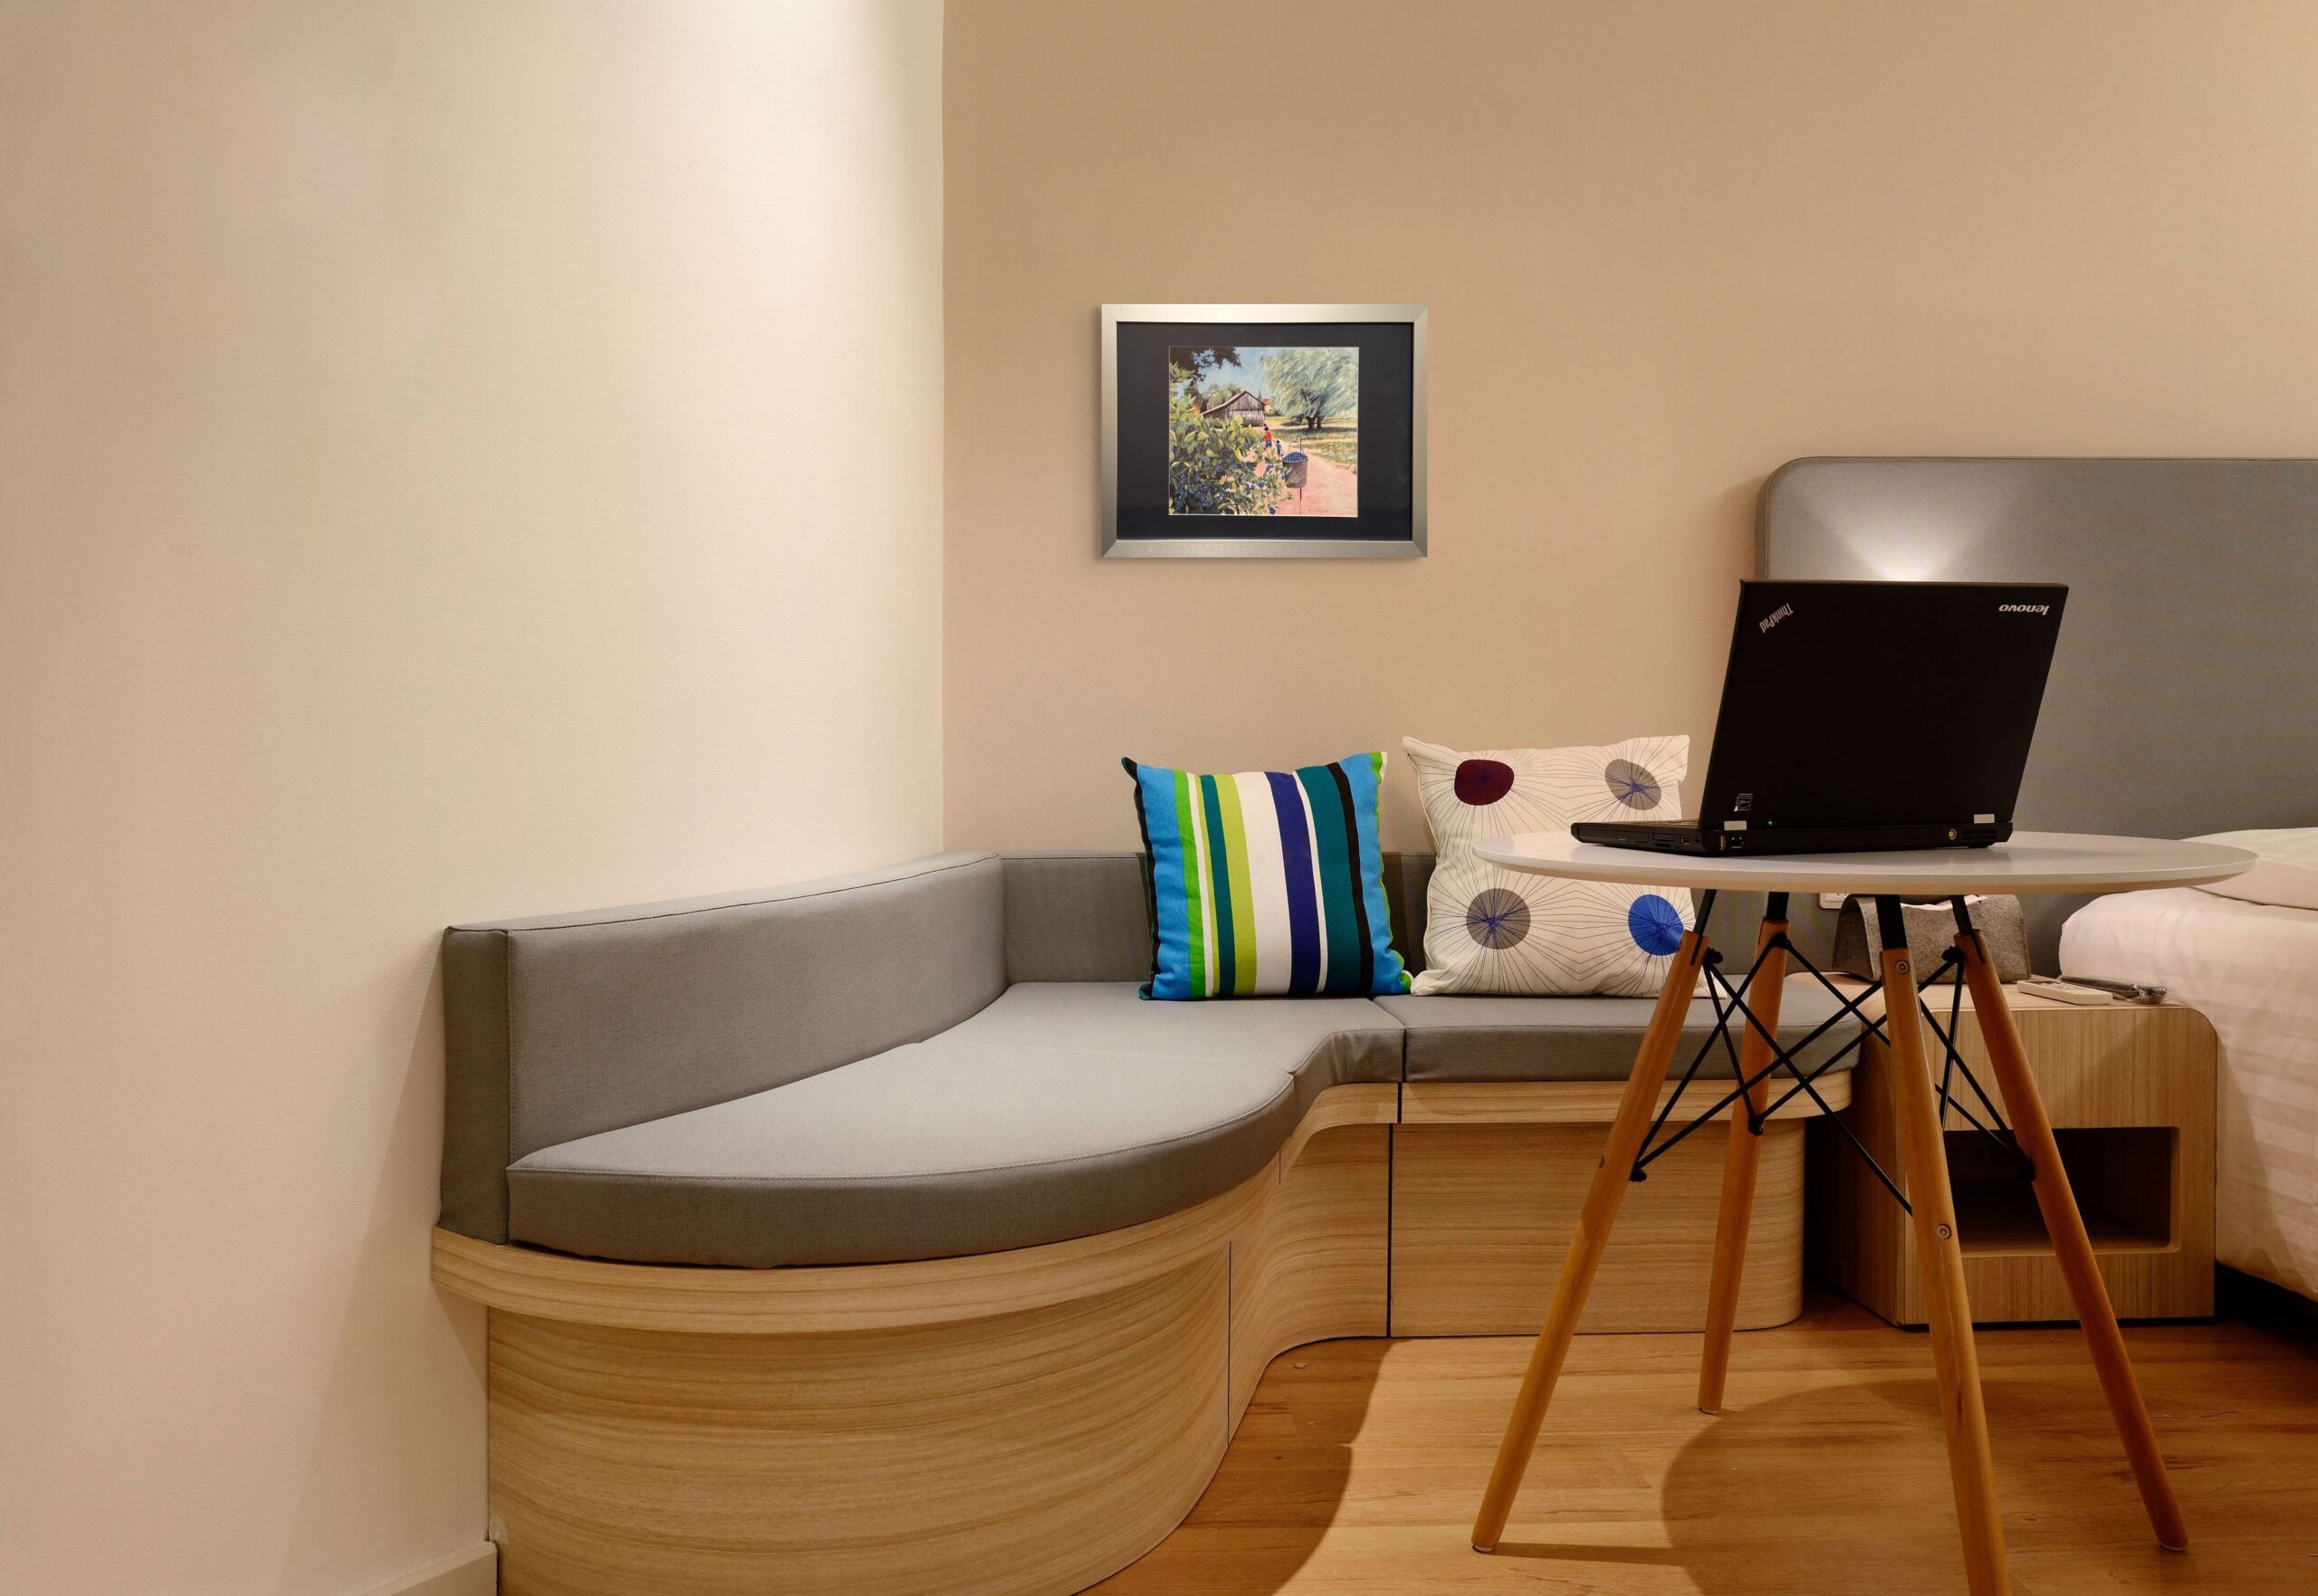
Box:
1758, 603, 1794, 633
1997, 603, 2050, 616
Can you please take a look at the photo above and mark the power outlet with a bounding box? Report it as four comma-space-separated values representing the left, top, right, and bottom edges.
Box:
1817, 893, 1849, 911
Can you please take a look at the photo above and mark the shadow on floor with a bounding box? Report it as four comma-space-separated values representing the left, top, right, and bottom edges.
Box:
1431, 1364, 2280, 1595
1089, 1336, 1391, 1593
1092, 1312, 2318, 1595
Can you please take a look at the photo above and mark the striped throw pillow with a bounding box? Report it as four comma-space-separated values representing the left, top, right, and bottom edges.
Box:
1124, 753, 1411, 1000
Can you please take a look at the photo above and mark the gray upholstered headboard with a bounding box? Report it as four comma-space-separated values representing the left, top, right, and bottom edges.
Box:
1759, 457, 2318, 969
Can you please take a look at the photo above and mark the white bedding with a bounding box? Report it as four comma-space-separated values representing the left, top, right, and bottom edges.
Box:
2063, 888, 2318, 1301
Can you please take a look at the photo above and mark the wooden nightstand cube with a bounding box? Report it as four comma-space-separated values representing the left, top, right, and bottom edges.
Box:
1809, 982, 2217, 1326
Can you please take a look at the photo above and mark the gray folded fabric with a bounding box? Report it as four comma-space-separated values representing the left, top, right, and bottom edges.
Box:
1830, 894, 2028, 982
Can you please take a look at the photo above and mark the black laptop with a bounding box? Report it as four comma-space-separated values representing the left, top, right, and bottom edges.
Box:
1572, 579, 2067, 856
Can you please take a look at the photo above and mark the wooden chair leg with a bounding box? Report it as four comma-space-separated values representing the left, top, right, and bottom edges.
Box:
1955, 930, 2189, 1552
1698, 911, 1789, 1414
1471, 927, 1711, 1553
1882, 934, 2011, 1596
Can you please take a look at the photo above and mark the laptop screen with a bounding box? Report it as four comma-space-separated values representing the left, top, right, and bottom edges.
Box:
1694, 580, 2067, 832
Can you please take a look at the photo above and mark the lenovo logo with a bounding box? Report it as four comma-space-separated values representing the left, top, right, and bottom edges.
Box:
1997, 603, 2051, 616
1758, 603, 1794, 633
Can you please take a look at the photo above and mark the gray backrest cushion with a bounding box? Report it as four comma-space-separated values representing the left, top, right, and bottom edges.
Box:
1002, 849, 1438, 981
1002, 853, 1153, 982
1380, 852, 1432, 976
442, 851, 1005, 1241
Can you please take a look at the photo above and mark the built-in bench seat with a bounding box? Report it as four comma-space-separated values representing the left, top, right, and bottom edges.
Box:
1382, 985, 1855, 1082
500, 975, 1855, 1269
951, 981, 1406, 1113
510, 1024, 1347, 1267
436, 847, 1860, 1596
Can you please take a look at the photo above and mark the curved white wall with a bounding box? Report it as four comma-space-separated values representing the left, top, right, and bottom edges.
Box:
0, 4, 943, 1591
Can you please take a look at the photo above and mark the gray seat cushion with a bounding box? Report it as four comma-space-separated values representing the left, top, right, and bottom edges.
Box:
442, 851, 1005, 1244
507, 1037, 1302, 1267
943, 981, 1403, 1112
1380, 974, 1860, 1083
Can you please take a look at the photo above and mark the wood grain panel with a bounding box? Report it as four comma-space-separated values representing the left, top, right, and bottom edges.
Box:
465, 1089, 1403, 1596
434, 1171, 1265, 1336
1402, 1074, 1847, 1125
1811, 986, 2217, 1326
1279, 1081, 1397, 1171
1391, 1120, 1806, 1335
490, 1257, 1229, 1596
449, 1075, 1835, 1591
1231, 1124, 1390, 1425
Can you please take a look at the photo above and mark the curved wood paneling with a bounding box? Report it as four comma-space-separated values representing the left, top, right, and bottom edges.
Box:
434, 1166, 1266, 1336
1231, 1123, 1391, 1425
479, 1124, 1389, 1596
1279, 1080, 1397, 1170
438, 1080, 1820, 1594
491, 1255, 1231, 1596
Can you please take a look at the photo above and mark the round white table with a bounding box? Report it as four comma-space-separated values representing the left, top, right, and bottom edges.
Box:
1473, 828, 2253, 896
1469, 831, 2254, 1596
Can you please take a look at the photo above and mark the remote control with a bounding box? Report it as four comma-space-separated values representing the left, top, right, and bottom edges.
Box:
2061, 974, 2169, 1004
2017, 978, 2114, 1006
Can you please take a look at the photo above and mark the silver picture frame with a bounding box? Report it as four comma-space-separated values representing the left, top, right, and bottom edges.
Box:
1099, 302, 1427, 559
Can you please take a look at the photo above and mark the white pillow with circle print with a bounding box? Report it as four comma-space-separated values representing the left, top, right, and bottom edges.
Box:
1403, 734, 1693, 996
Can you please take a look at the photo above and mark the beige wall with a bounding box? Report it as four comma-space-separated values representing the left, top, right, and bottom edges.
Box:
0, 4, 942, 1592
944, 0, 2318, 852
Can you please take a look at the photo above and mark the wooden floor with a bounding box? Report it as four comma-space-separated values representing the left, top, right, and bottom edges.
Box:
1091, 1294, 2318, 1595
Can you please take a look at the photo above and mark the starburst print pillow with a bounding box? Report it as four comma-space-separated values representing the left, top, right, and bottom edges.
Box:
1403, 735, 1693, 997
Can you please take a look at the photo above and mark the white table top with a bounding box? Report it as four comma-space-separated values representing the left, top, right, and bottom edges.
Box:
1470, 830, 2255, 896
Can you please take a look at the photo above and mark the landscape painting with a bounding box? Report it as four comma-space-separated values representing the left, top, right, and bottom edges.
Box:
1167, 345, 1357, 517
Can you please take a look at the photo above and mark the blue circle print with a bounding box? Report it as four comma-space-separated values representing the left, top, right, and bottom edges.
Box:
1627, 894, 1687, 956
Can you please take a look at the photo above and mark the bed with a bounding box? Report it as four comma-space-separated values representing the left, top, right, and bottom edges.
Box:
2064, 887, 2318, 1300
1759, 456, 2318, 1305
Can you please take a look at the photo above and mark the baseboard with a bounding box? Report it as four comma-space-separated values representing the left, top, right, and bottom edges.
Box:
352, 1542, 495, 1596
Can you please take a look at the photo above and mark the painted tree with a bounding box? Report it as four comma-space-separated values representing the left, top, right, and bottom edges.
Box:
1167, 346, 1242, 409
1260, 347, 1357, 431
1170, 345, 1240, 379
1167, 387, 1288, 516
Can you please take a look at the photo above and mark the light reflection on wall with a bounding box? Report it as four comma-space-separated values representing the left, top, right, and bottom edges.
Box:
1774, 464, 2028, 582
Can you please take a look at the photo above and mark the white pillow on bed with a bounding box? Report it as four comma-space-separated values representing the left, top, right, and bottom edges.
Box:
2189, 828, 2318, 912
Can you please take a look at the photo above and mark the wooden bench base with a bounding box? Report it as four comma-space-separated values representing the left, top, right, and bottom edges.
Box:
1392, 1118, 1804, 1334
437, 1075, 1844, 1596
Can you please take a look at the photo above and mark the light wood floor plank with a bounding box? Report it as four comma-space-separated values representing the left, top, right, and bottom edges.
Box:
1090, 1296, 2318, 1594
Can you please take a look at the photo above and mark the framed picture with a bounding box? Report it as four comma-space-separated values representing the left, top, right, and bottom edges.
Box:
1100, 303, 1426, 559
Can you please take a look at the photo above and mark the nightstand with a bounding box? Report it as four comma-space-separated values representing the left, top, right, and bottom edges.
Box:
1810, 981, 2217, 1325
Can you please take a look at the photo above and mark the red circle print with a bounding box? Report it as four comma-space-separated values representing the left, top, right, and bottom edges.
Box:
1452, 759, 1516, 807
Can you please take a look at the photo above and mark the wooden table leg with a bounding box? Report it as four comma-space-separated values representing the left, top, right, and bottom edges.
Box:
1880, 914, 2011, 1596
1698, 902, 1790, 1415
1954, 927, 2189, 1552
1471, 927, 1711, 1553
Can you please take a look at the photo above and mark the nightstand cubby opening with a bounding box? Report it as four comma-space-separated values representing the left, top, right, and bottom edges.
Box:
1948, 1127, 2178, 1256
